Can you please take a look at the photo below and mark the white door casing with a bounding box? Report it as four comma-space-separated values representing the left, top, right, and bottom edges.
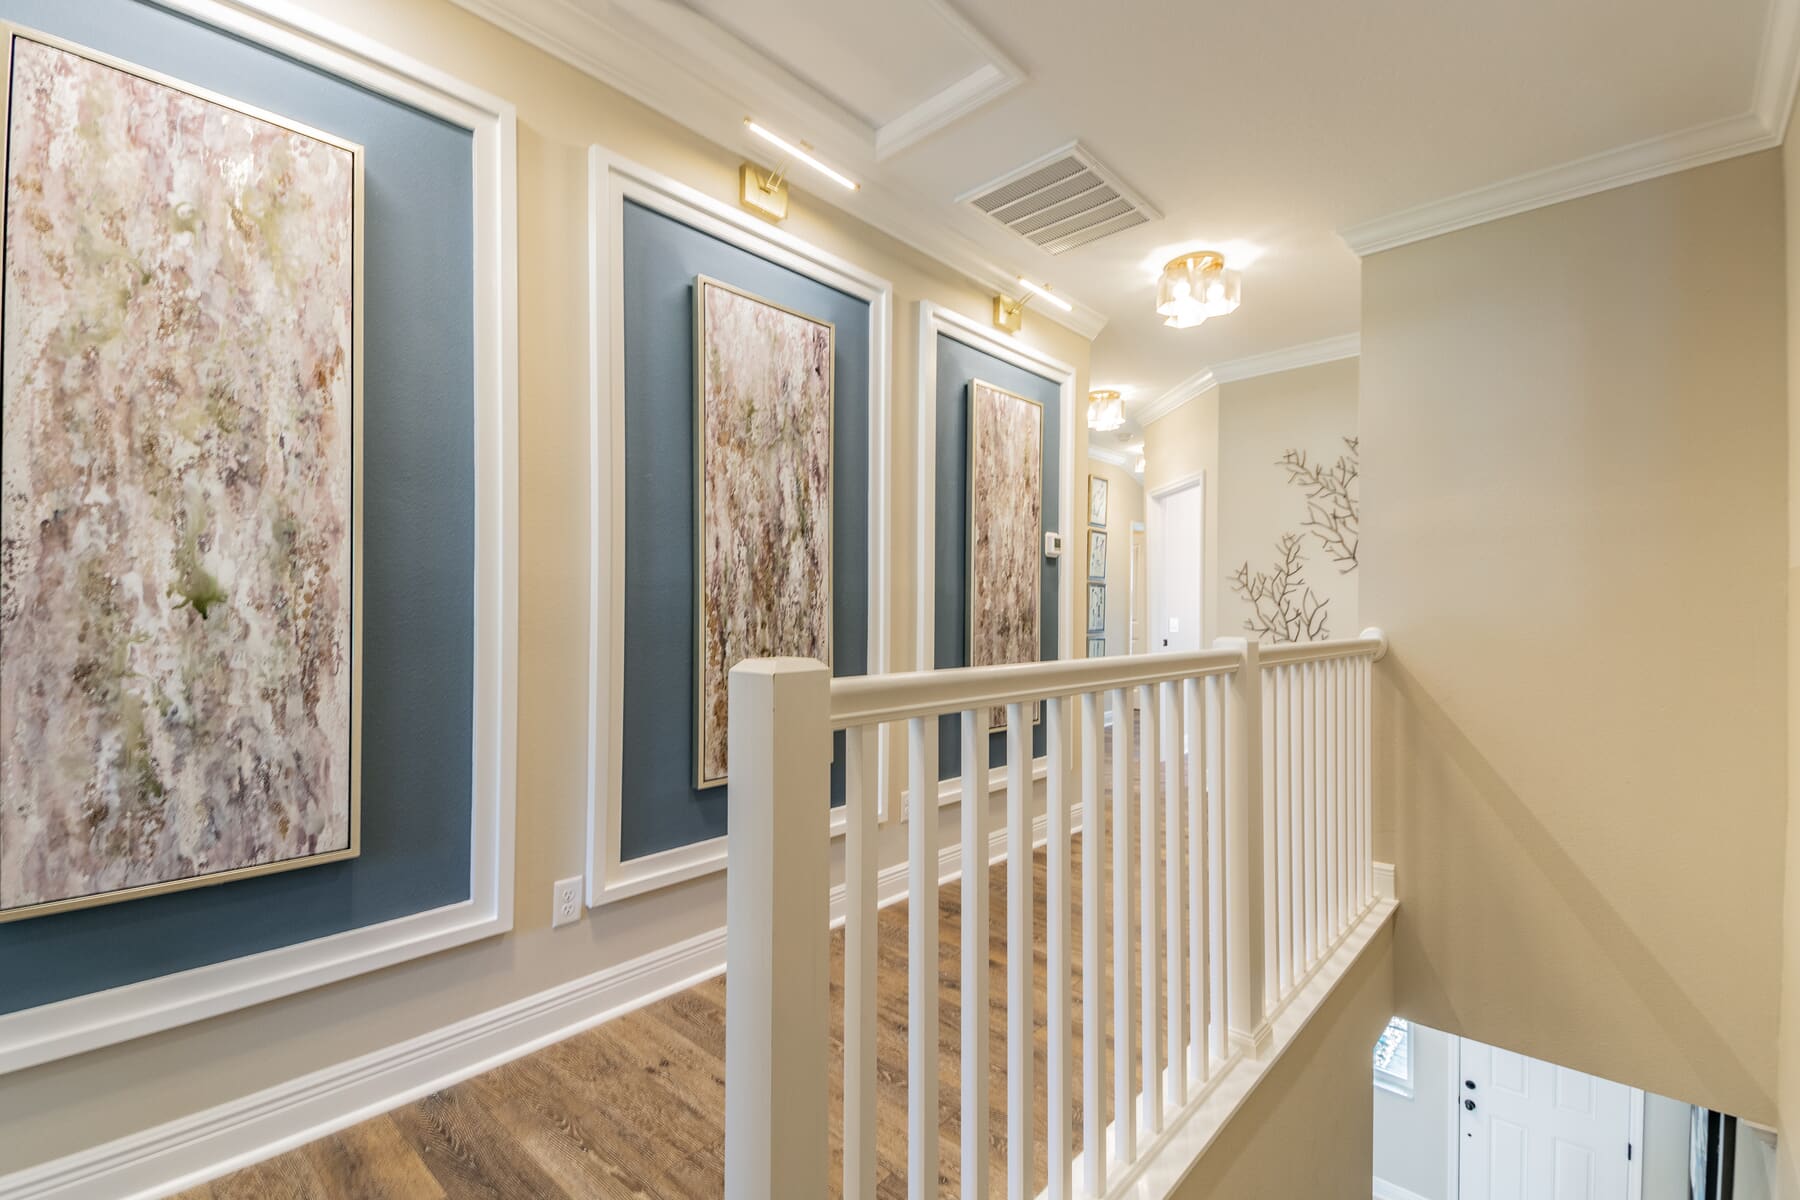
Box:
1458, 1039, 1637, 1200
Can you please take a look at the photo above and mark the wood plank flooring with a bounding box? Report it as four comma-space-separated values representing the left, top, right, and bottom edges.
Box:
181, 729, 1195, 1199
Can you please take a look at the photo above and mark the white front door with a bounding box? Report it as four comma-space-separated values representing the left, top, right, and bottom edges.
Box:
1458, 1039, 1634, 1200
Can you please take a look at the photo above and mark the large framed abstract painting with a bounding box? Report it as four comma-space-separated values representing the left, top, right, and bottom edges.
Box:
967, 379, 1042, 731
693, 275, 833, 789
0, 27, 363, 922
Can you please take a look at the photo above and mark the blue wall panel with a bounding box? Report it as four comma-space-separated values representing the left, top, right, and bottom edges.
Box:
0, 0, 476, 1013
933, 334, 1061, 780
618, 200, 870, 862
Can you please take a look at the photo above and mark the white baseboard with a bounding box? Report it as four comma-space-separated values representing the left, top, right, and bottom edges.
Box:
1373, 1177, 1438, 1200
0, 806, 1075, 1200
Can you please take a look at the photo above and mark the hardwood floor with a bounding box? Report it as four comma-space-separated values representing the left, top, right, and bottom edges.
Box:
183, 734, 1191, 1199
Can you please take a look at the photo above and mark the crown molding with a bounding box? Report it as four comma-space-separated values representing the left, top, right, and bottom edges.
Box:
1086, 443, 1134, 469
1343, 0, 1800, 258
448, 0, 1108, 341
1133, 332, 1361, 428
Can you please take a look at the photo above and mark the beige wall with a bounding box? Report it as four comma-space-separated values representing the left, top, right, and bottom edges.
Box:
1143, 386, 1222, 644
1362, 150, 1787, 1122
1216, 359, 1360, 643
1173, 925, 1394, 1198
0, 0, 1093, 1170
1082, 457, 1144, 654
1781, 83, 1800, 1199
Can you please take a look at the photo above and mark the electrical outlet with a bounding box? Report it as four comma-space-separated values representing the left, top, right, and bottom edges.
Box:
552, 876, 583, 928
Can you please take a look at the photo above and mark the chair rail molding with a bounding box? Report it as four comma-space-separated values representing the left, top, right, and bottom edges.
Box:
0, 0, 519, 1078
585, 145, 895, 906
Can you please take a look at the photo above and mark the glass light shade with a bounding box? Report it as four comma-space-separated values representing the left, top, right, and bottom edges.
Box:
1087, 389, 1124, 432
1156, 251, 1242, 329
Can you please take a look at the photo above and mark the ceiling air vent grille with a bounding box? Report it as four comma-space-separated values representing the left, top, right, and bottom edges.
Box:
961, 142, 1161, 256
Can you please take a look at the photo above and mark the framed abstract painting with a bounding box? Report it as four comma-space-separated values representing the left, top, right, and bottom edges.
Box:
1087, 583, 1106, 634
967, 379, 1043, 731
693, 275, 834, 789
0, 25, 364, 922
1088, 472, 1109, 527
1086, 636, 1105, 658
1087, 528, 1107, 580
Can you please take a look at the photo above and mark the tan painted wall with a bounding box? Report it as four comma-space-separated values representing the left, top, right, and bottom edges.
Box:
1216, 359, 1360, 643
1780, 83, 1800, 1200
1082, 457, 1145, 654
1362, 150, 1787, 1122
1172, 924, 1394, 1198
0, 0, 1093, 1170
1143, 386, 1221, 644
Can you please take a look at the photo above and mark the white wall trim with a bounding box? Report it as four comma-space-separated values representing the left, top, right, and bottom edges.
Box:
586, 146, 895, 906
1135, 334, 1361, 429
914, 302, 1078, 797
1087, 443, 1135, 469
1372, 1178, 1437, 1200
0, 0, 519, 1078
1374, 861, 1397, 901
446, 0, 1106, 340
0, 805, 1073, 1200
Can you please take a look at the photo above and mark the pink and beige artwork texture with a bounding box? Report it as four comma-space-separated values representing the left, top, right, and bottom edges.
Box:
968, 380, 1043, 731
694, 278, 833, 788
0, 34, 359, 917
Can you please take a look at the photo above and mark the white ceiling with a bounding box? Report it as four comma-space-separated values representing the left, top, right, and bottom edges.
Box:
464, 0, 1797, 424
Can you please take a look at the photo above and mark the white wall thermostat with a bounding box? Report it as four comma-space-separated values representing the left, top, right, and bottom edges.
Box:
1044, 531, 1063, 558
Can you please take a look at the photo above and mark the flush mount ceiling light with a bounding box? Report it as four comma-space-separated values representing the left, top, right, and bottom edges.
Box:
1156, 250, 1241, 329
1087, 389, 1124, 432
743, 119, 860, 190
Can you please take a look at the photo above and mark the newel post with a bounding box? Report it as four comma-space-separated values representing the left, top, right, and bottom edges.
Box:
724, 657, 833, 1200
1215, 637, 1271, 1057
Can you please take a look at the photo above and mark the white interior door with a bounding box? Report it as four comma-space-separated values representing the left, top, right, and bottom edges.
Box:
1128, 526, 1146, 654
1146, 477, 1203, 655
1458, 1039, 1635, 1200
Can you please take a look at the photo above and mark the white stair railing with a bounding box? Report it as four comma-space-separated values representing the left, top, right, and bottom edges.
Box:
723, 630, 1387, 1200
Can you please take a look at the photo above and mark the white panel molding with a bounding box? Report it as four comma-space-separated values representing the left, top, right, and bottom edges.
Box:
915, 300, 1078, 673
1133, 333, 1362, 428
446, 0, 1107, 340
0, 805, 1073, 1200
872, 0, 1025, 160
586, 146, 894, 906
1087, 443, 1134, 469
0, 0, 519, 1078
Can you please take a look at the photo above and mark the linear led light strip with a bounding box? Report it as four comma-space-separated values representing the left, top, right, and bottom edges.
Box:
744, 119, 860, 190
1017, 276, 1073, 312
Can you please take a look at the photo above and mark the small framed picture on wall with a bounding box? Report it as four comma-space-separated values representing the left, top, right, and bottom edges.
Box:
1086, 636, 1105, 658
1086, 582, 1106, 633
1087, 528, 1107, 580
1088, 473, 1109, 527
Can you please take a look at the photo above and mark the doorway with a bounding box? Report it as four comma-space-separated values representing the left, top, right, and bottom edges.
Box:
1146, 473, 1204, 654
1128, 522, 1146, 655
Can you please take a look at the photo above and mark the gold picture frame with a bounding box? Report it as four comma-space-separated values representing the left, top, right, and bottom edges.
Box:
0, 24, 365, 922
692, 275, 835, 790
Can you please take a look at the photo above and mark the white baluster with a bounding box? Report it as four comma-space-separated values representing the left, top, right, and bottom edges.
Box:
959, 711, 988, 1200
1300, 661, 1316, 970
1260, 661, 1277, 1012
908, 716, 939, 1200
1207, 675, 1228, 1064
1137, 682, 1162, 1134
1327, 657, 1340, 945
1047, 697, 1073, 1200
1183, 676, 1209, 1085
1272, 665, 1292, 1002
1216, 638, 1268, 1058
1080, 692, 1107, 1198
1006, 703, 1034, 1200
724, 659, 831, 1200
1286, 664, 1302, 985
1361, 651, 1373, 905
1160, 680, 1184, 1107
1109, 687, 1136, 1165
845, 723, 879, 1200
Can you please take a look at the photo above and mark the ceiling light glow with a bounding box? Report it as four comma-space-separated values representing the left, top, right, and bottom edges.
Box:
1156, 250, 1241, 329
1016, 276, 1073, 313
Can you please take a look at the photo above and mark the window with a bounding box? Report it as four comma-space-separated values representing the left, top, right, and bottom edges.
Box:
1373, 1017, 1413, 1097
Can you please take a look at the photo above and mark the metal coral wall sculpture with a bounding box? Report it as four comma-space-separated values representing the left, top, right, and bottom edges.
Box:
1277, 436, 1359, 573
1229, 533, 1330, 642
